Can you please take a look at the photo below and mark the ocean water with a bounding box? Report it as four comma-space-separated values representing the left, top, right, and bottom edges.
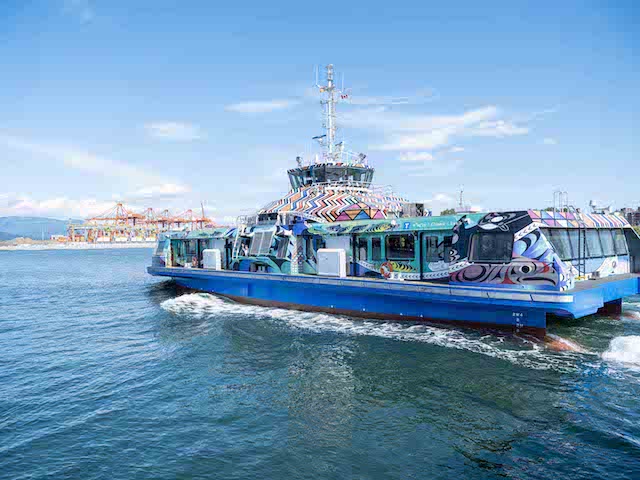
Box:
1, 249, 639, 480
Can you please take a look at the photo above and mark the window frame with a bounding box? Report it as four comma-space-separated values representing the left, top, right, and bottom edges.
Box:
276, 237, 289, 259
185, 239, 197, 256
385, 234, 416, 261
599, 229, 616, 257
544, 228, 574, 261
424, 235, 441, 262
567, 229, 580, 259
371, 237, 382, 261
469, 231, 514, 264
613, 229, 628, 255
585, 229, 603, 258
356, 237, 368, 261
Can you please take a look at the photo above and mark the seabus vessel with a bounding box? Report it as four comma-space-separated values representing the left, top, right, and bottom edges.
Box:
148, 65, 640, 336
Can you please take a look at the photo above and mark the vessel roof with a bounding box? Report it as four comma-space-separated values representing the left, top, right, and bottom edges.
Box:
527, 210, 630, 228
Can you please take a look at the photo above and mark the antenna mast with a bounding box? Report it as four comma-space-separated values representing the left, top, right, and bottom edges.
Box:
316, 64, 348, 163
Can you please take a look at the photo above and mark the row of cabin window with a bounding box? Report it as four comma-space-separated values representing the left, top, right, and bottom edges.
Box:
468, 228, 629, 264
356, 234, 449, 262
541, 228, 628, 261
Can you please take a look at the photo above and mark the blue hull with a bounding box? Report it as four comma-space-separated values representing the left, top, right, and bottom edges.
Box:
148, 267, 640, 336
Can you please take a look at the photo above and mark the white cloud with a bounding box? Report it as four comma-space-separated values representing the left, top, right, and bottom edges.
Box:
144, 122, 204, 141
349, 88, 437, 106
415, 193, 456, 214
133, 183, 191, 198
64, 0, 94, 24
542, 137, 558, 145
449, 146, 465, 153
0, 133, 191, 200
379, 128, 456, 151
403, 158, 462, 178
0, 194, 114, 219
343, 105, 528, 152
423, 193, 454, 204
225, 99, 299, 114
466, 120, 529, 137
399, 152, 435, 162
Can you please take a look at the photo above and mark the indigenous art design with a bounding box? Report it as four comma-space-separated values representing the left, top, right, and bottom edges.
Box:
477, 212, 531, 232
449, 259, 558, 288
450, 211, 575, 290
566, 256, 630, 279
594, 256, 629, 277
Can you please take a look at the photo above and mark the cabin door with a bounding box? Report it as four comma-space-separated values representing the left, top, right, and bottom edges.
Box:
420, 234, 439, 280
224, 240, 233, 269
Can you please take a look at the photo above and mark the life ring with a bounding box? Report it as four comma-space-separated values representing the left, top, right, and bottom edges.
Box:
380, 261, 393, 279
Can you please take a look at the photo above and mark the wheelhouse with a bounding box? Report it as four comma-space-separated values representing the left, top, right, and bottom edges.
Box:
287, 163, 375, 189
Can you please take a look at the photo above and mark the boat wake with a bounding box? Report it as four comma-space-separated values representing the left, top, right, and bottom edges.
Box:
161, 293, 590, 372
602, 336, 640, 370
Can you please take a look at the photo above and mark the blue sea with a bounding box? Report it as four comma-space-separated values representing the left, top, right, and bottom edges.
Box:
1, 249, 640, 479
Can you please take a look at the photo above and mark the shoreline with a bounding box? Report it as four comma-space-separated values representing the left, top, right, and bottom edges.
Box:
0, 242, 156, 252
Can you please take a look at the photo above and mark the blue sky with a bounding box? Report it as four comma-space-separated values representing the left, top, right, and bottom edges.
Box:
0, 0, 637, 220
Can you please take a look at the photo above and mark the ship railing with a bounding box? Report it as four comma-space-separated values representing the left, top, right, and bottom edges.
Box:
306, 180, 400, 197
277, 211, 328, 224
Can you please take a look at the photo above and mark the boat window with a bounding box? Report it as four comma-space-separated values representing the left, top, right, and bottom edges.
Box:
567, 229, 580, 257
357, 238, 368, 261
276, 237, 289, 259
444, 236, 453, 263
154, 238, 167, 255
546, 229, 573, 261
249, 234, 261, 256
386, 234, 415, 261
249, 232, 273, 256
599, 229, 615, 256
371, 238, 382, 261
305, 236, 315, 261
186, 240, 197, 256
586, 229, 603, 258
613, 229, 628, 255
469, 232, 513, 263
424, 235, 440, 262
260, 232, 274, 255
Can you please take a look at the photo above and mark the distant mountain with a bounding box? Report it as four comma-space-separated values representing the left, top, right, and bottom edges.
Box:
0, 217, 84, 240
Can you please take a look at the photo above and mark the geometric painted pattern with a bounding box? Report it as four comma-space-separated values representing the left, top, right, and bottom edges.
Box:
260, 185, 407, 223
334, 202, 386, 221
528, 210, 629, 228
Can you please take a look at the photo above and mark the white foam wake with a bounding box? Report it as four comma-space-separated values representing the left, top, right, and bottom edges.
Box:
160, 293, 584, 371
602, 336, 640, 369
